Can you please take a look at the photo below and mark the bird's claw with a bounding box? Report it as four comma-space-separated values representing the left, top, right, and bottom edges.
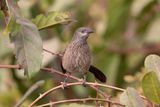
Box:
81, 79, 87, 87
61, 82, 67, 89
61, 72, 71, 89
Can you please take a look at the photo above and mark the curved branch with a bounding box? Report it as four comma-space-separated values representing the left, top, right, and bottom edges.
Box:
0, 65, 107, 98
41, 68, 125, 91
29, 82, 124, 107
41, 68, 108, 98
0, 64, 146, 99
36, 97, 124, 107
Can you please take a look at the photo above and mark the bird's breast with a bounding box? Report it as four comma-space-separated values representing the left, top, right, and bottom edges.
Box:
62, 42, 91, 73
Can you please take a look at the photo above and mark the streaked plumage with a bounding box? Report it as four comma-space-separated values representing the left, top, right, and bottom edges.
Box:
61, 27, 106, 83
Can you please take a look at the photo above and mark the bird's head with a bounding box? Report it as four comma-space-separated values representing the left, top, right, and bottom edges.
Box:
73, 27, 94, 41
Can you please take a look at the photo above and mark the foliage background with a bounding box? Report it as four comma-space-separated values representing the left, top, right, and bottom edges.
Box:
0, 0, 160, 106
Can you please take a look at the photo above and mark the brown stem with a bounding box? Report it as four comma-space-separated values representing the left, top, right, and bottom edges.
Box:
43, 48, 63, 57
0, 64, 21, 69
29, 82, 124, 107
0, 64, 147, 99
0, 65, 106, 98
35, 97, 124, 107
41, 68, 108, 98
41, 68, 125, 91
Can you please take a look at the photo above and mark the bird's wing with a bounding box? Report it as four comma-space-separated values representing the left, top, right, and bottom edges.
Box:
60, 59, 66, 73
89, 65, 107, 83
60, 49, 67, 74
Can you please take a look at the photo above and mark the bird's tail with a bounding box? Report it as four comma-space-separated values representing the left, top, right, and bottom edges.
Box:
89, 65, 107, 83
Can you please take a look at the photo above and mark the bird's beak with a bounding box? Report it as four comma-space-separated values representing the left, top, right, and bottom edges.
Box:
87, 28, 94, 34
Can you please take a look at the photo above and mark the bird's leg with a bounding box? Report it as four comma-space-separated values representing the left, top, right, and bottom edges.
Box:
81, 73, 87, 87
61, 72, 71, 89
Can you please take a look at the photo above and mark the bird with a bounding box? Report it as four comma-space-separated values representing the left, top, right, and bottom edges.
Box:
61, 27, 107, 84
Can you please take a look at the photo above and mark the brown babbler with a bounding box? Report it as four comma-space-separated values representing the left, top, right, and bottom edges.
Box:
61, 27, 106, 84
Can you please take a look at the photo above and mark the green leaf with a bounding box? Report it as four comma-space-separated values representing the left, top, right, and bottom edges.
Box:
144, 54, 160, 79
3, 16, 20, 37
141, 72, 160, 104
10, 18, 43, 78
120, 87, 146, 107
32, 11, 73, 30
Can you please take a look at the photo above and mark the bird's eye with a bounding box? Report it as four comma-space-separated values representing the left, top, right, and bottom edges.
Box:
81, 30, 86, 33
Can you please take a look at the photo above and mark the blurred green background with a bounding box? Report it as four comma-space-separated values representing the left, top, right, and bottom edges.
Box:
0, 0, 160, 106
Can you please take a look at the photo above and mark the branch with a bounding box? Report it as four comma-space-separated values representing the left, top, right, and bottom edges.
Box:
43, 48, 63, 57
0, 64, 124, 107
13, 80, 45, 107
29, 82, 125, 107
35, 97, 124, 107
108, 44, 160, 55
0, 64, 21, 69
0, 64, 107, 98
0, 64, 146, 99
41, 68, 125, 91
41, 68, 109, 98
0, 63, 147, 106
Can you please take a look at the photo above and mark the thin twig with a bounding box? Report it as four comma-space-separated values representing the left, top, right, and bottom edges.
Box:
0, 64, 147, 100
42, 68, 125, 92
14, 80, 45, 107
0, 64, 21, 69
35, 97, 124, 107
0, 65, 107, 99
43, 48, 63, 57
0, 64, 107, 98
41, 68, 108, 98
28, 82, 125, 107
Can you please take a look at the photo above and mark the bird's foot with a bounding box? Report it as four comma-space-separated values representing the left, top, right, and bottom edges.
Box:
80, 79, 87, 87
61, 81, 67, 89
61, 72, 71, 89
